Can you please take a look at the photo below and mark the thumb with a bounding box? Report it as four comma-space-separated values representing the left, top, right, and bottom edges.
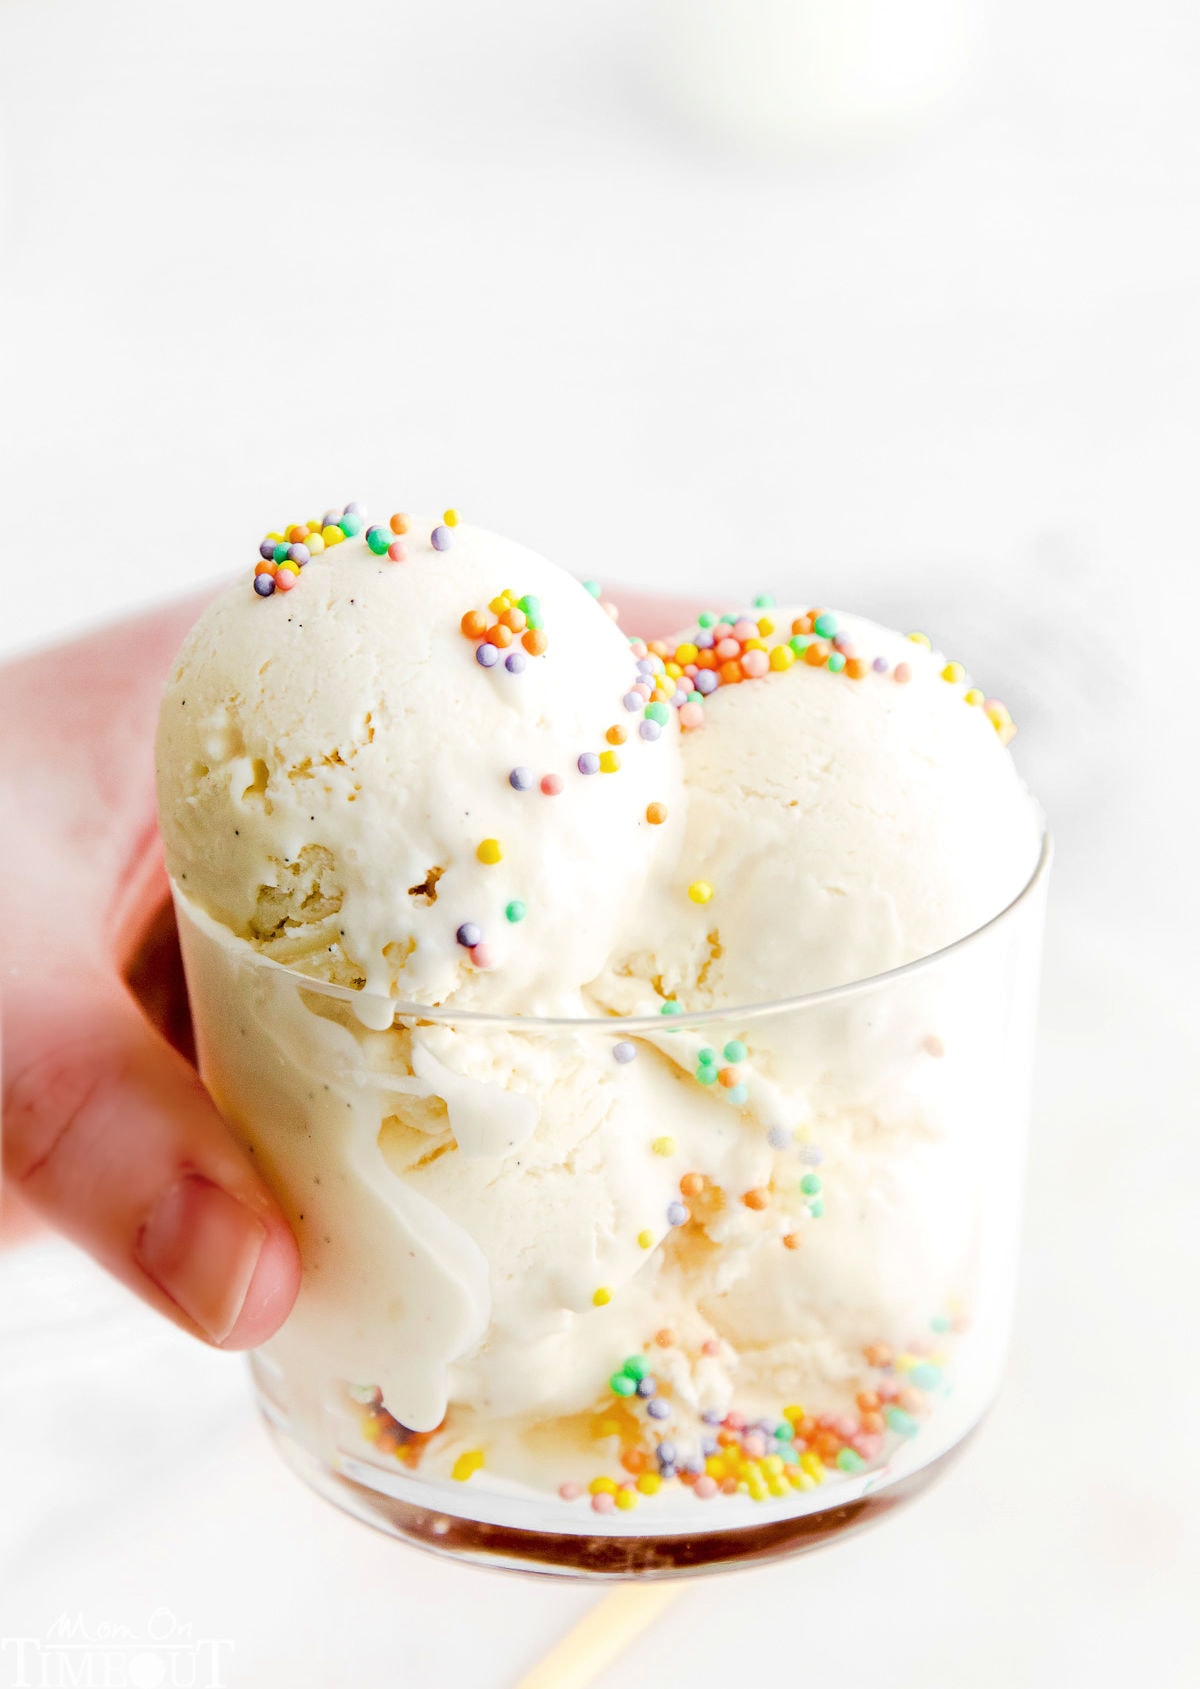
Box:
3, 972, 300, 1347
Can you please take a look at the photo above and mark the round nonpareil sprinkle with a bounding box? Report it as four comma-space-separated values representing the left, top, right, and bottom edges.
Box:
645, 803, 668, 825
456, 922, 482, 948
540, 773, 563, 796
613, 1041, 636, 1064
477, 838, 503, 864
476, 643, 499, 668
431, 525, 452, 551
577, 752, 600, 775
509, 766, 533, 790
593, 1287, 612, 1307
688, 881, 713, 904
505, 900, 527, 923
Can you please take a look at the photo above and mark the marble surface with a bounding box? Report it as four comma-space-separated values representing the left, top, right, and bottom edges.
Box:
1, 0, 1197, 1682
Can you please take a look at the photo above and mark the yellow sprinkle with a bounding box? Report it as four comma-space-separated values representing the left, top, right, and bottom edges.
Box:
800, 1451, 825, 1481
637, 1229, 654, 1249
589, 1475, 617, 1495
783, 1403, 805, 1423
596, 1418, 620, 1438
276, 561, 300, 576
743, 637, 768, 652
964, 688, 984, 706
615, 1486, 638, 1511
895, 1352, 918, 1371
476, 838, 503, 865
488, 594, 508, 614
443, 508, 459, 527
322, 525, 345, 546
636, 1472, 662, 1495
705, 1455, 727, 1478
675, 642, 699, 665
652, 687, 672, 703
306, 531, 326, 554
652, 1136, 676, 1157
786, 1468, 805, 1488
757, 617, 775, 636
451, 1448, 484, 1482
306, 520, 322, 534
769, 644, 795, 672
797, 1471, 817, 1491
768, 1477, 789, 1497
688, 881, 714, 904
266, 531, 283, 541
748, 1482, 768, 1502
360, 1415, 381, 1443
941, 662, 966, 684
907, 631, 931, 647
598, 750, 621, 773
665, 661, 683, 678
762, 1454, 784, 1477
592, 1286, 611, 1307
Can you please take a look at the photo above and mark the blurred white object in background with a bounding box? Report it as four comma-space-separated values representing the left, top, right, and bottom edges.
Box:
654, 0, 985, 148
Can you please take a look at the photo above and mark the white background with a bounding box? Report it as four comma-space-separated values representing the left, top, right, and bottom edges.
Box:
1, 0, 1197, 1684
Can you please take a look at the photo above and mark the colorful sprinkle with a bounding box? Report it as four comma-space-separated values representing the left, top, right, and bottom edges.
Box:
540, 774, 563, 796
451, 1449, 484, 1481
645, 803, 668, 825
476, 643, 499, 668
505, 900, 527, 923
476, 838, 503, 864
577, 752, 600, 776
593, 1287, 612, 1307
443, 508, 459, 527
431, 525, 452, 551
456, 922, 482, 948
613, 1041, 637, 1064
688, 881, 713, 904
652, 1137, 676, 1156
509, 766, 533, 790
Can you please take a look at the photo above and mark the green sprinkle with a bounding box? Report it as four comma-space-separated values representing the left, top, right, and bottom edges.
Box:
753, 593, 775, 608
518, 595, 541, 615
622, 1355, 650, 1381
273, 542, 290, 563
697, 612, 717, 629
719, 613, 737, 624
339, 512, 363, 537
826, 652, 846, 673
886, 1407, 919, 1437
644, 701, 670, 725
582, 579, 601, 597
930, 1314, 951, 1333
723, 1040, 747, 1063
697, 1047, 716, 1065
813, 612, 838, 639
525, 611, 543, 630
505, 900, 527, 923
808, 1198, 824, 1219
774, 1421, 794, 1441
695, 1065, 717, 1084
609, 1373, 637, 1397
660, 1000, 682, 1016
800, 1173, 821, 1196
836, 1448, 866, 1473
789, 635, 810, 655
688, 691, 703, 704
909, 1362, 943, 1392
366, 528, 390, 555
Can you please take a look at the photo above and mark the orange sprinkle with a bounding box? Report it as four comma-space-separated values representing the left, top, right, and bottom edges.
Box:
679, 1172, 706, 1199
620, 1447, 649, 1475
647, 640, 669, 658
856, 1391, 880, 1413
485, 623, 513, 648
846, 657, 870, 680
606, 725, 627, 745
803, 641, 829, 667
499, 606, 527, 633
717, 1066, 738, 1088
864, 1343, 893, 1368
782, 1232, 801, 1249
791, 614, 814, 636
860, 1411, 885, 1433
287, 525, 308, 544
461, 610, 488, 639
743, 1188, 769, 1210
654, 1328, 676, 1348
695, 649, 718, 670
389, 513, 408, 535
254, 560, 277, 578
645, 802, 668, 826
894, 663, 912, 685
522, 628, 548, 656
718, 660, 742, 685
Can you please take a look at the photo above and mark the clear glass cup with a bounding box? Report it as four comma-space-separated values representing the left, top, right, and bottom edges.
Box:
172, 831, 1049, 1579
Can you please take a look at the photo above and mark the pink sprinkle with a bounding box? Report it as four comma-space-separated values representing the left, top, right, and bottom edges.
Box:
601, 600, 619, 621
540, 774, 564, 796
923, 1034, 945, 1058
898, 1388, 923, 1413
740, 649, 769, 679
684, 663, 698, 677
831, 1413, 857, 1438
629, 640, 648, 659
911, 1335, 934, 1355
274, 570, 297, 592
387, 540, 406, 562
715, 637, 740, 662
470, 944, 493, 969
741, 1432, 767, 1460
852, 1433, 883, 1460
633, 682, 652, 700
591, 1492, 616, 1514
679, 702, 705, 730
731, 619, 757, 642
701, 1339, 720, 1357
694, 1476, 718, 1500
894, 662, 912, 685
876, 1379, 901, 1402
724, 1410, 746, 1431
558, 1482, 581, 1501
833, 635, 855, 655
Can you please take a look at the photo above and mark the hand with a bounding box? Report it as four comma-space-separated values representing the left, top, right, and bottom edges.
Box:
0, 584, 694, 1345
0, 593, 302, 1345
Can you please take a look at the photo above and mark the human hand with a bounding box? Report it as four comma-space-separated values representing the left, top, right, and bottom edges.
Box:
0, 583, 693, 1344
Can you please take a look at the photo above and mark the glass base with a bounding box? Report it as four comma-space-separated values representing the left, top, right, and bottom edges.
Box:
259, 1407, 972, 1580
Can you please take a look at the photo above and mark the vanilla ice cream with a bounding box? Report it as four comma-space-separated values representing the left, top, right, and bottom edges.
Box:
158, 520, 1047, 1546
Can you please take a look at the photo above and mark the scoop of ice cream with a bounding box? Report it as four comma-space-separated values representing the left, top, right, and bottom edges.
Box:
156, 515, 686, 1018
595, 606, 1040, 1013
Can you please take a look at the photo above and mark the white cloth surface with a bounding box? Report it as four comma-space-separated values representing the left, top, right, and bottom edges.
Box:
1, 0, 1197, 1683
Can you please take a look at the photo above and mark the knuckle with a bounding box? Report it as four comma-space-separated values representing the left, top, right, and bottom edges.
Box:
2, 1030, 130, 1186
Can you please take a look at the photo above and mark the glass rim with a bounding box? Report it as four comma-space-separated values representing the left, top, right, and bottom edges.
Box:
172, 826, 1051, 1034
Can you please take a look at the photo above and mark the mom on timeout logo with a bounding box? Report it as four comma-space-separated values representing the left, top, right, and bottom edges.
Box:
1, 1610, 233, 1689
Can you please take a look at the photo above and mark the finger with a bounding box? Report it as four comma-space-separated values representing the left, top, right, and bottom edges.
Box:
3, 973, 301, 1348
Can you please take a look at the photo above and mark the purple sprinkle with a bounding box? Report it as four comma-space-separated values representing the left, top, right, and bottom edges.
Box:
755, 1417, 776, 1436
666, 1201, 689, 1227
694, 629, 715, 649
834, 635, 855, 655
872, 656, 889, 674
799, 1146, 824, 1166
321, 509, 340, 527
258, 539, 276, 561
701, 1437, 718, 1457
509, 766, 533, 790
613, 1040, 636, 1064
636, 658, 654, 675
431, 525, 451, 551
253, 574, 276, 597
656, 1441, 677, 1465
767, 1125, 792, 1151
456, 922, 482, 948
638, 719, 662, 742
701, 1408, 723, 1426
343, 502, 363, 517
694, 670, 719, 696
682, 1456, 704, 1476
476, 643, 500, 668
623, 691, 643, 712
577, 752, 600, 775
659, 1463, 677, 1480
288, 543, 310, 566
636, 1376, 657, 1397
670, 690, 689, 708
646, 1398, 670, 1420
505, 651, 527, 674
